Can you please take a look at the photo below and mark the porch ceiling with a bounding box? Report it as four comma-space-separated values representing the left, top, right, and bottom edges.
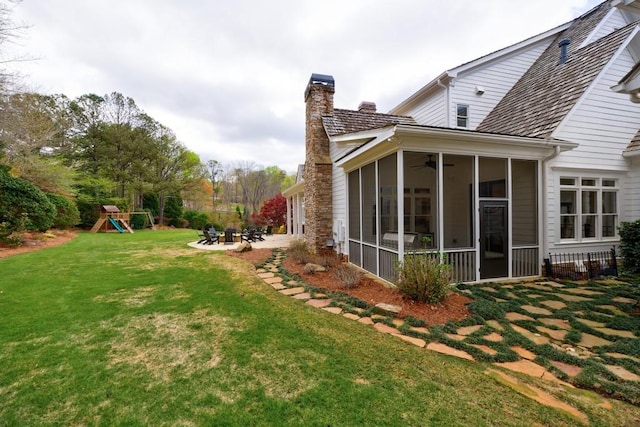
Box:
334, 124, 577, 171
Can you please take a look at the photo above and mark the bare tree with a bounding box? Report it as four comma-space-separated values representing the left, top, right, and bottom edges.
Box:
0, 1, 31, 91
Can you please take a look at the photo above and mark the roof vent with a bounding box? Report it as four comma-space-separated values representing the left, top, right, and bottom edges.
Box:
558, 38, 571, 65
358, 101, 377, 113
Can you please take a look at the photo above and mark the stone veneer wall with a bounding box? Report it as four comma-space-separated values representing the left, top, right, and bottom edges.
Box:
304, 78, 334, 254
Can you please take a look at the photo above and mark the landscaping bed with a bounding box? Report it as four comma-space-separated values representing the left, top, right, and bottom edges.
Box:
227, 247, 471, 326
230, 247, 640, 407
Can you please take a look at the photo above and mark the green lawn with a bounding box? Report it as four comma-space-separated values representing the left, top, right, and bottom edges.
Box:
1, 230, 639, 426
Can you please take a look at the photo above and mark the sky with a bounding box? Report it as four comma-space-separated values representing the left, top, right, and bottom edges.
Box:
4, 0, 602, 173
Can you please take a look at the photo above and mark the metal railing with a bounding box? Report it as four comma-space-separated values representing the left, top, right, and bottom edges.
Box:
544, 247, 617, 280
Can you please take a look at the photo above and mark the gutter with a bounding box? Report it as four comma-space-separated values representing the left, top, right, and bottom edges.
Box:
436, 78, 450, 126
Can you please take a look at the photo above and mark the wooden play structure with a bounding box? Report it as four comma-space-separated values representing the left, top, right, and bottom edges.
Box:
90, 205, 155, 233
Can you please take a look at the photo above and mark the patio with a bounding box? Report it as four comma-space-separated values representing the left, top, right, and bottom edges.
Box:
187, 233, 293, 252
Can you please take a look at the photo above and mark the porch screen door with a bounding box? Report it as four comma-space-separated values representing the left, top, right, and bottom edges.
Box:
480, 201, 508, 279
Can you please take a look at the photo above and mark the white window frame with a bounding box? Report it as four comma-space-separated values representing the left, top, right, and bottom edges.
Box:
456, 104, 469, 128
559, 176, 618, 242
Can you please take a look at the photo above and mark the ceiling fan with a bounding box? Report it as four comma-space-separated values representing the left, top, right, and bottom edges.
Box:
412, 154, 454, 170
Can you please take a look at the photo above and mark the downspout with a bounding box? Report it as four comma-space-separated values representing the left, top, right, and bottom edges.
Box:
436, 78, 450, 126
541, 145, 561, 264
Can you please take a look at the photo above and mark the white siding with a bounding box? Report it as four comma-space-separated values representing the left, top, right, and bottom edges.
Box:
449, 40, 550, 129
553, 49, 640, 170
584, 9, 630, 47
330, 140, 351, 254
406, 90, 446, 126
544, 48, 640, 253
625, 157, 640, 220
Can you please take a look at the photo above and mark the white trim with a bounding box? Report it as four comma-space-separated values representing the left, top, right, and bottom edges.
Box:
473, 156, 480, 282
437, 153, 444, 255
507, 159, 513, 278
556, 26, 640, 137
581, 8, 618, 48
335, 125, 577, 171
390, 23, 571, 115
397, 151, 405, 261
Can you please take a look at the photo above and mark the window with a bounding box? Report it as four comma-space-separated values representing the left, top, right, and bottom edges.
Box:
456, 104, 469, 128
559, 177, 618, 241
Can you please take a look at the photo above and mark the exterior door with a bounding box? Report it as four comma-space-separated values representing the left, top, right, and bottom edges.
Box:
480, 201, 508, 279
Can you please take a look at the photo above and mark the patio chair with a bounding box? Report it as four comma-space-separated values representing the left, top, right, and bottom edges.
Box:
207, 228, 220, 244
254, 227, 265, 241
196, 229, 207, 244
241, 228, 256, 243
202, 229, 219, 245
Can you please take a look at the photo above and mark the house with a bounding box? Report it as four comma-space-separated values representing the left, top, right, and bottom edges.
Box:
283, 0, 640, 283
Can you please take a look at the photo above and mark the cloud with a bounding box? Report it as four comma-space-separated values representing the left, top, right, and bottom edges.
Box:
4, 0, 602, 172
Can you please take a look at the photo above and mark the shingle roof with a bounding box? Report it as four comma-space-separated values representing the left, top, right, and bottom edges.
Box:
323, 109, 416, 137
625, 129, 640, 154
478, 3, 636, 138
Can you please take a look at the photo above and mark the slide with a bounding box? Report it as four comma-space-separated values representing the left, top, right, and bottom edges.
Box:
108, 217, 124, 233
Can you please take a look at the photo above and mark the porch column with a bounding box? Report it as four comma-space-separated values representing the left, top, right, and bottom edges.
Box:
286, 196, 292, 236
397, 150, 405, 260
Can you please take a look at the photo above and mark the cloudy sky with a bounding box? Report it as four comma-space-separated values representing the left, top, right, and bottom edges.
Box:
5, 0, 601, 173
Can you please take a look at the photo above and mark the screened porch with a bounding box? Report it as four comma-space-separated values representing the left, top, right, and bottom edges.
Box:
346, 151, 540, 283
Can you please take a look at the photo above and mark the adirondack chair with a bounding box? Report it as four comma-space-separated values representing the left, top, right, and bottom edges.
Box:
196, 229, 207, 244
254, 227, 265, 241
207, 228, 220, 245
241, 228, 256, 243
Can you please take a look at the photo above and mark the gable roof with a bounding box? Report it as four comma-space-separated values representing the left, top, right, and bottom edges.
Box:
478, 3, 637, 138
322, 109, 416, 137
613, 60, 640, 102
624, 129, 640, 154
390, 22, 572, 115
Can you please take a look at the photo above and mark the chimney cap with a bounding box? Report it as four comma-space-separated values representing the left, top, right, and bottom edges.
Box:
358, 101, 377, 112
309, 73, 334, 87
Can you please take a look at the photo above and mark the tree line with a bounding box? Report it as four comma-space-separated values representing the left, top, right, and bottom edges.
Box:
0, 90, 293, 236
0, 3, 293, 244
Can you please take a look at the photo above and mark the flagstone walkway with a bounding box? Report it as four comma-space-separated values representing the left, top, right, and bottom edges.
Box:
253, 249, 640, 420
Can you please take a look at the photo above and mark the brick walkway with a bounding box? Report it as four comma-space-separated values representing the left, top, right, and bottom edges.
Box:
253, 249, 640, 421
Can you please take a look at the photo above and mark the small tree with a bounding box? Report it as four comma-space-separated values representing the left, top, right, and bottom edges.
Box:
46, 193, 80, 229
0, 166, 55, 232
619, 220, 640, 275
259, 193, 287, 227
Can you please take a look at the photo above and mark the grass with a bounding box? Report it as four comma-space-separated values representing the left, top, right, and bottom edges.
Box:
1, 230, 640, 425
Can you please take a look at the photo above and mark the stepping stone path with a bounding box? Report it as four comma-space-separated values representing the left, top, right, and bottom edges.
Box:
253, 250, 640, 415
521, 305, 553, 315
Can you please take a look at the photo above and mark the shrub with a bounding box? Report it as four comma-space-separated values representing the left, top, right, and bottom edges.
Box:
395, 253, 452, 304
168, 217, 187, 228
46, 193, 80, 229
0, 220, 25, 248
183, 210, 209, 230
0, 169, 55, 232
619, 220, 640, 275
288, 239, 313, 264
333, 263, 361, 289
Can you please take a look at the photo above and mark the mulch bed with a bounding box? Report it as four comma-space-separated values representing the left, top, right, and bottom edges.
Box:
227, 248, 471, 326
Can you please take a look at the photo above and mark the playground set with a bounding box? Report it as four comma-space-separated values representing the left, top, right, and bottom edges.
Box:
90, 205, 155, 233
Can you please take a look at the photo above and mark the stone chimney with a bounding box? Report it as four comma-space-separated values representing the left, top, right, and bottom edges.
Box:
358, 101, 377, 113
304, 73, 334, 254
